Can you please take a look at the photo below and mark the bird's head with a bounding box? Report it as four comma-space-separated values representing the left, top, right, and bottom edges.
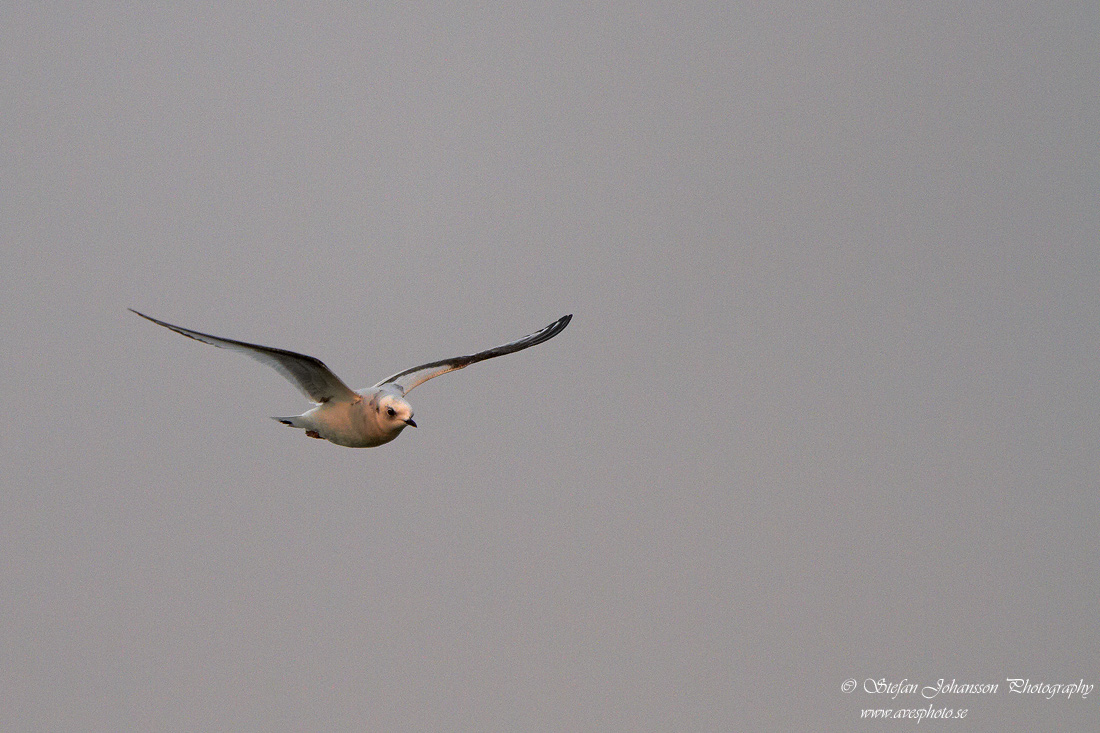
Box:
377, 393, 416, 432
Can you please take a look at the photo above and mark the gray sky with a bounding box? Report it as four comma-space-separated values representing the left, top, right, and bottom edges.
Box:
3, 3, 1098, 730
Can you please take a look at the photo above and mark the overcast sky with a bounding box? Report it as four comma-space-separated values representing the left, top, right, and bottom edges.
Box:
2, 3, 1098, 730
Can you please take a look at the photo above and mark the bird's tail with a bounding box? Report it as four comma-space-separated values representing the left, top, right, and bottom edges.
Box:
272, 416, 308, 430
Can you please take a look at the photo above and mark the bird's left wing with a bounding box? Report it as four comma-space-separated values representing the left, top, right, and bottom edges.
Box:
374, 314, 572, 395
130, 309, 359, 404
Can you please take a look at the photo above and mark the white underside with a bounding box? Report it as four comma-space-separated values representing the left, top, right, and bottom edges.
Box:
277, 390, 408, 448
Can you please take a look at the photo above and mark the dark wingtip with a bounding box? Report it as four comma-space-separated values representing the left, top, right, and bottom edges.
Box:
129, 308, 155, 323
540, 314, 572, 343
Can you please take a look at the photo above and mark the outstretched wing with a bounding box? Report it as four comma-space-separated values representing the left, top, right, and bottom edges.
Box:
130, 309, 359, 404
374, 314, 572, 395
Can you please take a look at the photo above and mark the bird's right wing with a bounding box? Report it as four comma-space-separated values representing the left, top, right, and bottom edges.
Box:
130, 309, 359, 404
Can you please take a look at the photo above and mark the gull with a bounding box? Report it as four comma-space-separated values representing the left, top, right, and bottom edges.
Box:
130, 309, 572, 447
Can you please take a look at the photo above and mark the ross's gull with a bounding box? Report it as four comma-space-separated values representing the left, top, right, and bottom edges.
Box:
130, 309, 571, 447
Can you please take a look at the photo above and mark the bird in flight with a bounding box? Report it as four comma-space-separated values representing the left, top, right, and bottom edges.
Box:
130, 309, 572, 447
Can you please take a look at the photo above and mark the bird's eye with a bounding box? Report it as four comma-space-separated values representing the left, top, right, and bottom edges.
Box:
387, 407, 396, 417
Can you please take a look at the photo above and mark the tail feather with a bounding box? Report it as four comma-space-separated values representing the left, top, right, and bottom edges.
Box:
272, 416, 307, 429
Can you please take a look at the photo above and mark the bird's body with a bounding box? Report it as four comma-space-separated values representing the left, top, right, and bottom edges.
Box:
130, 309, 571, 448
273, 384, 411, 448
